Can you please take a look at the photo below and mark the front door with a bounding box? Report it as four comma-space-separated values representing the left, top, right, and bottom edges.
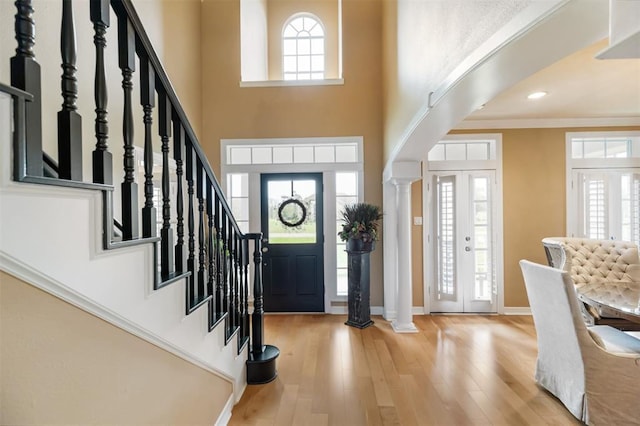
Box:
261, 173, 324, 312
429, 170, 497, 313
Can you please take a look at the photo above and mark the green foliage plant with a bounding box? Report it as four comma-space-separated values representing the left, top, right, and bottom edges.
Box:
338, 202, 383, 243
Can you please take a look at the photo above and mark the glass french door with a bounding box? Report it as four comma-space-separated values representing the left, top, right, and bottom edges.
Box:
429, 170, 497, 313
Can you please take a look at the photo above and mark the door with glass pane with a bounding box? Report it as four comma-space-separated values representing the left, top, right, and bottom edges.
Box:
260, 173, 324, 312
429, 171, 497, 313
573, 169, 640, 245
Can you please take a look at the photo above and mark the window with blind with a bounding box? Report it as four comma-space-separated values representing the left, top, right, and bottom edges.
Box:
567, 132, 640, 246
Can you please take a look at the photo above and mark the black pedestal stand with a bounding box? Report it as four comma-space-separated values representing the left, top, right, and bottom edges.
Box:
345, 240, 374, 329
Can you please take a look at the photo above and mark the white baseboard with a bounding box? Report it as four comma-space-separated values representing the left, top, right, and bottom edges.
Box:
503, 307, 532, 315
215, 394, 235, 426
330, 306, 426, 315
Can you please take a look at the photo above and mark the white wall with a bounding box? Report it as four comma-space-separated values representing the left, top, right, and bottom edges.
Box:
241, 0, 269, 81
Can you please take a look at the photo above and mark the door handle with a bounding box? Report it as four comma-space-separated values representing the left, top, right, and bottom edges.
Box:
262, 247, 269, 253
465, 246, 471, 252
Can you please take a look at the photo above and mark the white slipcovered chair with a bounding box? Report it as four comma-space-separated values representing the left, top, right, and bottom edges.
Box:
542, 237, 640, 329
520, 260, 640, 425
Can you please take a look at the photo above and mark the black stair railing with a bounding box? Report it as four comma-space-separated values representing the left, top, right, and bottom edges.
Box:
5, 0, 279, 369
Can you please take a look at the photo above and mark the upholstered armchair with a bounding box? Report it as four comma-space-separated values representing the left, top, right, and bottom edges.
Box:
542, 237, 640, 329
542, 237, 640, 284
520, 260, 640, 425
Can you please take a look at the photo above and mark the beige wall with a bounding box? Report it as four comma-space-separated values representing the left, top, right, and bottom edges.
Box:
410, 126, 640, 308
0, 271, 232, 424
201, 0, 384, 305
267, 0, 340, 79
411, 179, 423, 305
157, 0, 203, 139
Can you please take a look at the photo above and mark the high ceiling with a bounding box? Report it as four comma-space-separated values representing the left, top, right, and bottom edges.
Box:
459, 38, 640, 127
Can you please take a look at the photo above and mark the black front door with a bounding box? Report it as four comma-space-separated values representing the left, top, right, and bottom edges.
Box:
260, 173, 324, 312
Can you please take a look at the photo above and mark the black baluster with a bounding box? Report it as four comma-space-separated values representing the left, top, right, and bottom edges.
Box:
207, 181, 215, 313
119, 16, 138, 239
221, 209, 228, 320
234, 232, 240, 330
58, 0, 82, 181
159, 90, 174, 276
197, 160, 206, 299
242, 237, 250, 343
185, 141, 196, 305
11, 0, 42, 178
227, 220, 238, 333
140, 56, 156, 237
251, 234, 264, 354
173, 121, 185, 272
90, 0, 111, 184
246, 233, 279, 384
214, 192, 223, 315
236, 234, 243, 338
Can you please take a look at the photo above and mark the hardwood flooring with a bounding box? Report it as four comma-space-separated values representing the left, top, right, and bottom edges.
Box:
229, 314, 580, 426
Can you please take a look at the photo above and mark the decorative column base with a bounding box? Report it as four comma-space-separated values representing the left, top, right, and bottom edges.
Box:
391, 320, 418, 333
345, 318, 374, 329
247, 344, 280, 384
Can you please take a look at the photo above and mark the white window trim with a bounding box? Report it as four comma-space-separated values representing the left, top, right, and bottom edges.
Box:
221, 136, 364, 312
565, 131, 640, 239
239, 78, 344, 88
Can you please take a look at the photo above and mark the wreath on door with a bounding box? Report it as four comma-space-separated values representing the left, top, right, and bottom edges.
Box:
277, 198, 308, 228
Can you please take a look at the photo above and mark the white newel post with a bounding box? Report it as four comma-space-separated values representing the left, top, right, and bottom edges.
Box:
384, 161, 420, 333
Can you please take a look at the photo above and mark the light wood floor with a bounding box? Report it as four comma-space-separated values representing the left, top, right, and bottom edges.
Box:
229, 314, 580, 426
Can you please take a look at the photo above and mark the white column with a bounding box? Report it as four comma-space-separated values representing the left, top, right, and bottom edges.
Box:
382, 182, 397, 320
391, 179, 418, 333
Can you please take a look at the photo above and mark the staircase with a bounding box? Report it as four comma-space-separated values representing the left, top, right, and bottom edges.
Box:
0, 0, 276, 423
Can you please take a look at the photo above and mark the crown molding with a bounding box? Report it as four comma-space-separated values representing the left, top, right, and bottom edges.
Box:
455, 117, 640, 130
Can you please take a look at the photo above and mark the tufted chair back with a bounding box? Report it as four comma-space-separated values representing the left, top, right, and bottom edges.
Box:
542, 237, 640, 286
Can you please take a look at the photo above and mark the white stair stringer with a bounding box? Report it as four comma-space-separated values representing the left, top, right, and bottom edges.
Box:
0, 93, 248, 416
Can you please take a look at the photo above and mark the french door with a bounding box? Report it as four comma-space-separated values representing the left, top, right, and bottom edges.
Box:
428, 170, 497, 313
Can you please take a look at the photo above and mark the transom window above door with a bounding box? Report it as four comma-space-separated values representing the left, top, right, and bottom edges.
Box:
283, 14, 325, 80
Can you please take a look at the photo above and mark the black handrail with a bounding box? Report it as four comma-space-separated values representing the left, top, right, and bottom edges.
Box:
42, 152, 58, 178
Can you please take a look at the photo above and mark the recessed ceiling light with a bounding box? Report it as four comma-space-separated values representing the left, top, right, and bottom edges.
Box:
527, 91, 547, 100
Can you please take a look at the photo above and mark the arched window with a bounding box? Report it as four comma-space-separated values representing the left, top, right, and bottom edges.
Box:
283, 14, 325, 80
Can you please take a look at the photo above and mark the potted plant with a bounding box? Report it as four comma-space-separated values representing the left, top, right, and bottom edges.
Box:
338, 203, 382, 329
338, 203, 383, 252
